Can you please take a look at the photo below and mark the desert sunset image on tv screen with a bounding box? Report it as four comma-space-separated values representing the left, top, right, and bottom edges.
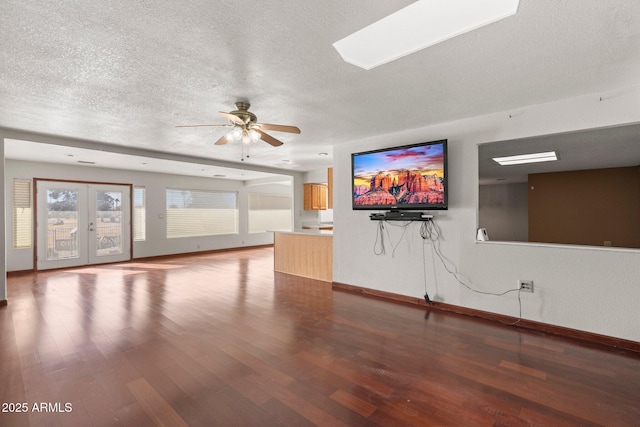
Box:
353, 142, 446, 208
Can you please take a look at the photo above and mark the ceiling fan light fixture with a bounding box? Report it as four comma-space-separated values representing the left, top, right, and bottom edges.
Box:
333, 0, 520, 70
242, 131, 252, 145
179, 102, 296, 148
248, 129, 261, 143
225, 128, 242, 142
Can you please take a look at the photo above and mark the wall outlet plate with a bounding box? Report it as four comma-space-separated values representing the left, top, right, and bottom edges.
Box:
519, 280, 534, 292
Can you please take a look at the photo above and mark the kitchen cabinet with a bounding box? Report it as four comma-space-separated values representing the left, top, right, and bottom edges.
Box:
304, 183, 327, 210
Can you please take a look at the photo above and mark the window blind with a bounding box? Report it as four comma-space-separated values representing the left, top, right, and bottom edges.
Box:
166, 189, 238, 238
13, 179, 32, 249
133, 187, 146, 241
248, 193, 292, 233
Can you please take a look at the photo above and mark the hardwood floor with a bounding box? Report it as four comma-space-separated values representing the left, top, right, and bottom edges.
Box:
1, 247, 639, 426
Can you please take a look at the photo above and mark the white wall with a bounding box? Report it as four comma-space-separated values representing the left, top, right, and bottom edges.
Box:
334, 85, 640, 342
0, 135, 6, 302
479, 183, 528, 241
5, 159, 293, 271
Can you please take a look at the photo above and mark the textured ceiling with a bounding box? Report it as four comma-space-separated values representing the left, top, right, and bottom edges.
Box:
1, 0, 639, 174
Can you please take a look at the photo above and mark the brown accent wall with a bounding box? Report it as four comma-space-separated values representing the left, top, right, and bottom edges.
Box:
528, 166, 640, 248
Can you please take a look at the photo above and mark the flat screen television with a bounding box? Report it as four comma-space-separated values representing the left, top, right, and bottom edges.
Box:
352, 139, 448, 210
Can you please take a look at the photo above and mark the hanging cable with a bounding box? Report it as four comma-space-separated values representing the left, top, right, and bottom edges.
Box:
374, 220, 386, 255
383, 220, 412, 258
373, 219, 412, 257
421, 237, 432, 305
420, 218, 523, 324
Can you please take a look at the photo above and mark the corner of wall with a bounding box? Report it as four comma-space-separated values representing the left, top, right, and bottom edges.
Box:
332, 86, 640, 343
0, 134, 7, 302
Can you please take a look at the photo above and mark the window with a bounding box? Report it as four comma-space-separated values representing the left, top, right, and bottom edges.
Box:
166, 189, 238, 238
13, 179, 32, 249
248, 193, 292, 233
133, 187, 146, 241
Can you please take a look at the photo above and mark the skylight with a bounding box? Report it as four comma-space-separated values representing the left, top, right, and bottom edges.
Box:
333, 0, 520, 70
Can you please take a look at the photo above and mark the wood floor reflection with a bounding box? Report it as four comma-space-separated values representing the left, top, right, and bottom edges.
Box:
2, 247, 639, 426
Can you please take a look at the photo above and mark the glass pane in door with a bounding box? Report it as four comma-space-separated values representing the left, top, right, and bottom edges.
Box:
95, 191, 123, 256
46, 188, 79, 260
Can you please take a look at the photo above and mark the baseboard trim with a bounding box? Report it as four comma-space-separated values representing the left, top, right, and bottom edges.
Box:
7, 269, 36, 277
332, 281, 640, 354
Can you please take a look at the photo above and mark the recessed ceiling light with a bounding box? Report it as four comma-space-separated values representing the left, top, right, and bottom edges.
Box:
318, 152, 329, 156
493, 151, 558, 166
77, 160, 96, 165
213, 174, 226, 178
333, 0, 520, 70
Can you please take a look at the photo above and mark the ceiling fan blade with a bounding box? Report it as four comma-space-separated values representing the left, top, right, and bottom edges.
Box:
220, 112, 244, 124
175, 124, 232, 128
255, 129, 284, 147
257, 123, 301, 134
214, 135, 229, 145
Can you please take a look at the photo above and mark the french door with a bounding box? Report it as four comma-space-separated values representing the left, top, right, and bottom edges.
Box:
36, 181, 131, 270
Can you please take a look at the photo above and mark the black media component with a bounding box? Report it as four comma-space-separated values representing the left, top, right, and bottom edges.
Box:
383, 210, 424, 220
424, 293, 431, 305
369, 211, 433, 221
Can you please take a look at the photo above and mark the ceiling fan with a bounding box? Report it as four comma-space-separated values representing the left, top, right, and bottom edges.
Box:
176, 102, 300, 147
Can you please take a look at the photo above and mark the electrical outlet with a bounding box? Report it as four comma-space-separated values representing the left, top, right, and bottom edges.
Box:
519, 280, 534, 293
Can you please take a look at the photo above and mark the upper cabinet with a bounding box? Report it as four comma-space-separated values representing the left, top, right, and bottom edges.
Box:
304, 183, 327, 210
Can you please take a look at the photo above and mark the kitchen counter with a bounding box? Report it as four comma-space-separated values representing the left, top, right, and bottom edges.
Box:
271, 230, 333, 282
271, 229, 333, 236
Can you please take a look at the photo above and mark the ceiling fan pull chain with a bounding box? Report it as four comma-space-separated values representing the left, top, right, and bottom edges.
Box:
241, 142, 250, 161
